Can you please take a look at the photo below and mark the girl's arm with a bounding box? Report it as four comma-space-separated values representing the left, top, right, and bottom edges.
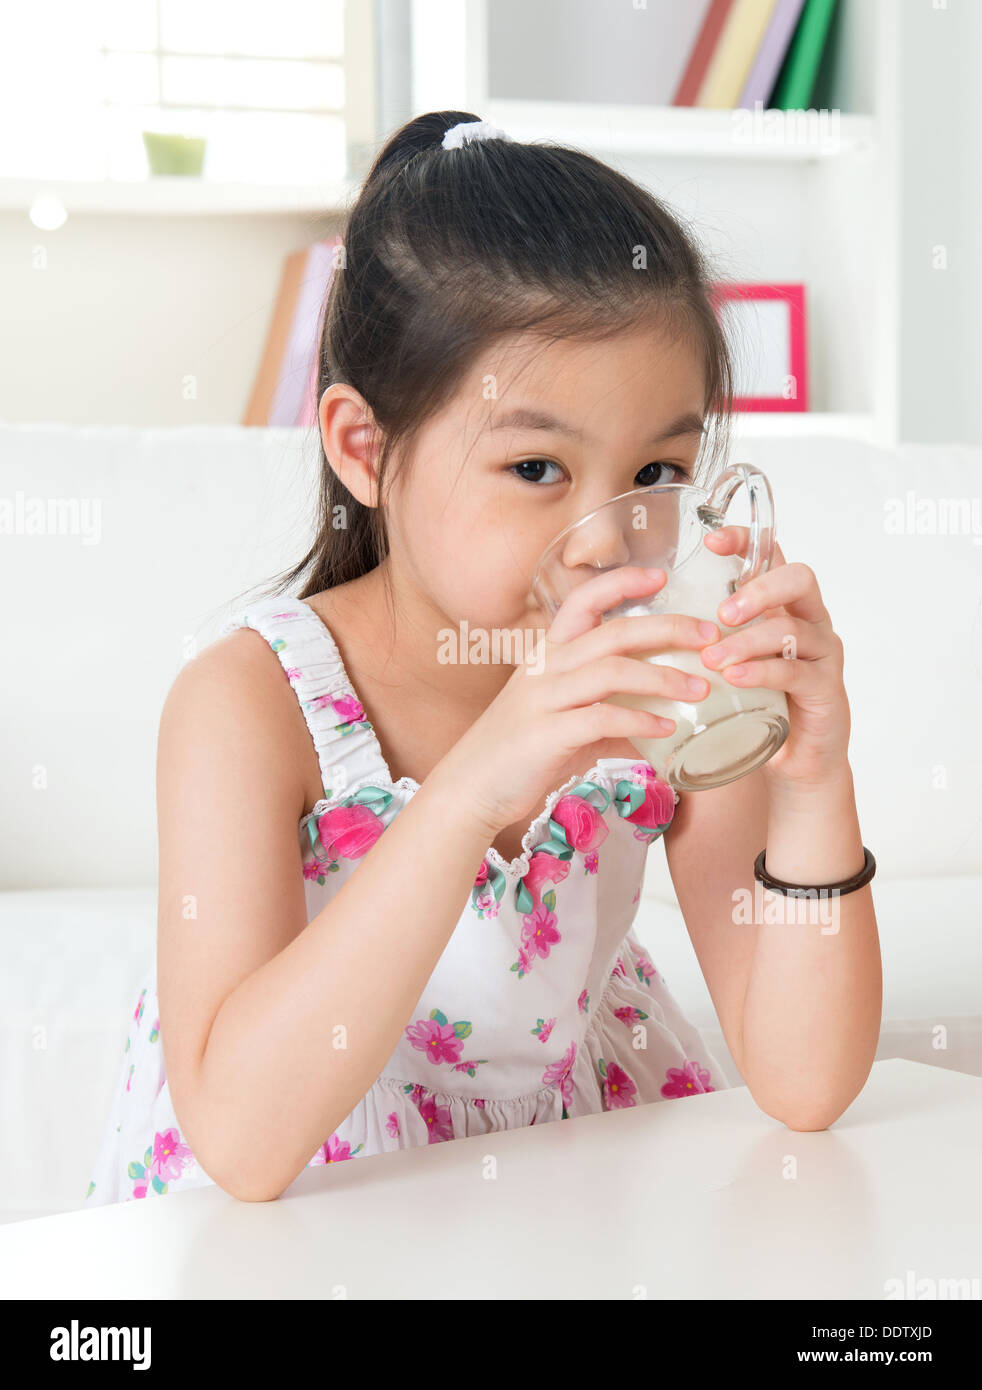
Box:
157, 630, 500, 1203
661, 537, 881, 1131
663, 762, 880, 1129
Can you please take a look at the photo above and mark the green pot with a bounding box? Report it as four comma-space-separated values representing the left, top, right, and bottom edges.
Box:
142, 131, 206, 177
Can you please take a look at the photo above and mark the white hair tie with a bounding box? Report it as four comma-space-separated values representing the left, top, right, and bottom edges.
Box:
441, 120, 514, 151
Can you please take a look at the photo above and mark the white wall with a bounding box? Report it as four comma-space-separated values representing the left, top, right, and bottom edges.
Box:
897, 0, 982, 446
0, 209, 341, 426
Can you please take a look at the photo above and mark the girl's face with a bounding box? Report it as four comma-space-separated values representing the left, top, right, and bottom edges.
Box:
383, 322, 708, 637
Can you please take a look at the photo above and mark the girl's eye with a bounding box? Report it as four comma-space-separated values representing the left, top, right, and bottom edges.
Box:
508, 458, 566, 485
635, 461, 686, 487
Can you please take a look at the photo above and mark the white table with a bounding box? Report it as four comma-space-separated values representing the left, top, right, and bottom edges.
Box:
2, 1060, 979, 1300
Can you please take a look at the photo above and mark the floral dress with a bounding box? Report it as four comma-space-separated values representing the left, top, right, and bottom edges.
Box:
84, 596, 732, 1205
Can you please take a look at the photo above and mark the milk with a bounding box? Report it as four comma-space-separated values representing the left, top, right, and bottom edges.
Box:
606, 540, 789, 790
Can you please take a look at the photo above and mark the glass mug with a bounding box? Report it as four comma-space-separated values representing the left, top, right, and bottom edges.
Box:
530, 463, 790, 792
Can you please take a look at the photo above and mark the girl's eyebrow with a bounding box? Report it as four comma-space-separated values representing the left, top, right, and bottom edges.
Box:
487, 406, 705, 444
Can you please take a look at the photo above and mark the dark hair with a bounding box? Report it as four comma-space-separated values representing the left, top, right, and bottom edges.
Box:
262, 109, 734, 612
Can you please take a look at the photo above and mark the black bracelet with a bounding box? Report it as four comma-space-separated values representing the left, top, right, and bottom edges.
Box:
753, 846, 876, 898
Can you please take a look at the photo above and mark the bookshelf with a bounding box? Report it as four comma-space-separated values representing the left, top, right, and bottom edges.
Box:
4, 0, 977, 443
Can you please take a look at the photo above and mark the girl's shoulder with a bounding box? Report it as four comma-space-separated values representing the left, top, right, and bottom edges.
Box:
161, 605, 324, 821
215, 591, 390, 815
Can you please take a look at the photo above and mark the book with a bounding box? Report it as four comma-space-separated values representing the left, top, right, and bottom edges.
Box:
769, 0, 839, 111
243, 237, 342, 427
697, 0, 781, 109
673, 0, 735, 106
737, 0, 806, 109
641, 0, 714, 104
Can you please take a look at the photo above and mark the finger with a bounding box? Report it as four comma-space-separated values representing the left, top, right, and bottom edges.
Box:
703, 527, 788, 572
714, 652, 837, 698
546, 565, 667, 644
718, 560, 829, 628
699, 616, 827, 670
564, 702, 678, 747
701, 523, 751, 557
545, 610, 721, 675
553, 653, 713, 711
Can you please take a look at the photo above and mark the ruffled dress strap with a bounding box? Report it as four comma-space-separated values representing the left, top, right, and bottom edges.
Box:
219, 595, 392, 805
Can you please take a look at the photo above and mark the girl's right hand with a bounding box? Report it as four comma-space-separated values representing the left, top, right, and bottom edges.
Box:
437, 566, 721, 835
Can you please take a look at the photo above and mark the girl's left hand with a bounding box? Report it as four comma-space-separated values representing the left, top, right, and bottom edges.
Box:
697, 527, 851, 788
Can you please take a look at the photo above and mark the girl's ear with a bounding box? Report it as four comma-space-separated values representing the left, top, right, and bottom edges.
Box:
318, 383, 383, 507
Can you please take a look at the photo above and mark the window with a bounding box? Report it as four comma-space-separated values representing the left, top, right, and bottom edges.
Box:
1, 0, 346, 184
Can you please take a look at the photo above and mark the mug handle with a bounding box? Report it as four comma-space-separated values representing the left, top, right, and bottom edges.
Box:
697, 462, 776, 596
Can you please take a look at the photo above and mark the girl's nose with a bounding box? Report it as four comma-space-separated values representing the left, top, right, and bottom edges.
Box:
558, 511, 631, 574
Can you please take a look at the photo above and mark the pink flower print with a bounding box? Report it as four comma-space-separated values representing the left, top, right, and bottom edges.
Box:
473, 888, 499, 919
385, 1113, 400, 1139
631, 761, 656, 783
602, 1062, 637, 1110
285, 666, 303, 683
613, 1004, 649, 1025
662, 1060, 715, 1098
532, 1016, 556, 1043
399, 1081, 432, 1113
133, 988, 146, 1025
577, 988, 589, 1013
271, 612, 302, 621
405, 1016, 465, 1066
584, 850, 599, 874
451, 1057, 489, 1078
521, 903, 561, 961
634, 954, 658, 987
125, 1063, 135, 1092
306, 694, 331, 711
512, 939, 536, 978
612, 955, 627, 978
543, 1040, 577, 1111
309, 1133, 363, 1164
417, 1092, 454, 1143
474, 1098, 486, 1109
316, 802, 385, 863
474, 858, 489, 887
520, 850, 570, 909
552, 794, 609, 853
151, 1127, 194, 1183
332, 693, 364, 724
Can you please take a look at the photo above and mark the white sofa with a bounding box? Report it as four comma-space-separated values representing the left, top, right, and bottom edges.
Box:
2, 423, 980, 1225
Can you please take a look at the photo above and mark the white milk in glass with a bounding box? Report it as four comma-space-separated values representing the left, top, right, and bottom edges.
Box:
607, 539, 789, 788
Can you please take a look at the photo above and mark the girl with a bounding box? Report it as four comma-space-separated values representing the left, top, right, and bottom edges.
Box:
85, 111, 880, 1208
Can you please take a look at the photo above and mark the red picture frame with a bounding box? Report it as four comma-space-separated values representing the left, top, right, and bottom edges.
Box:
708, 283, 808, 412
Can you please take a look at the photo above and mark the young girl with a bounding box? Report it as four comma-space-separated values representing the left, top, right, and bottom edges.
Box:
85, 111, 880, 1207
